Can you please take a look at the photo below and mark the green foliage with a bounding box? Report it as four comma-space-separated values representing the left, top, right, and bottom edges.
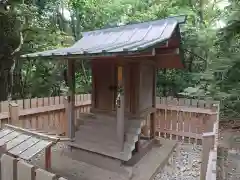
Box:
1, 0, 240, 120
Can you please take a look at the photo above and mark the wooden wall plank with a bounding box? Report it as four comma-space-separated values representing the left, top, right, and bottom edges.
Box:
171, 110, 177, 140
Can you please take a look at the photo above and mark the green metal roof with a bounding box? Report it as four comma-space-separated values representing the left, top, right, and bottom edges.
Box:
21, 15, 186, 58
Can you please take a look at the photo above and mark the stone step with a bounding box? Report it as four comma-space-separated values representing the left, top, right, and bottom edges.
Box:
77, 118, 143, 128
78, 123, 141, 135
63, 146, 133, 178
74, 131, 135, 153
67, 140, 133, 161
76, 128, 138, 145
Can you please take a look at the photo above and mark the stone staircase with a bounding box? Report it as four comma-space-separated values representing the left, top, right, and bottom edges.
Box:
64, 113, 144, 173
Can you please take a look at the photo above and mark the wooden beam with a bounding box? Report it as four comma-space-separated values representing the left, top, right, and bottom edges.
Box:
91, 61, 96, 109
116, 66, 125, 150
155, 47, 179, 55
154, 54, 184, 69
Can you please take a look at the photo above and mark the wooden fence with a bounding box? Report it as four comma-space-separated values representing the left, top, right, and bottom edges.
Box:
155, 97, 219, 145
0, 94, 91, 135
0, 95, 219, 142
0, 153, 67, 180
0, 95, 219, 180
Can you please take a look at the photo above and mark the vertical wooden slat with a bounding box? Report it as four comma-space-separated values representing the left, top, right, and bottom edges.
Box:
9, 103, 19, 126
1, 101, 9, 112
191, 99, 198, 107
171, 109, 177, 140
165, 109, 171, 139
1, 154, 17, 180
24, 99, 31, 109
31, 98, 38, 130
177, 111, 184, 141
55, 96, 60, 105
17, 100, 23, 110
183, 112, 190, 143
48, 97, 55, 131
178, 98, 185, 106
60, 96, 64, 104
17, 160, 35, 180
190, 112, 197, 144
159, 109, 166, 137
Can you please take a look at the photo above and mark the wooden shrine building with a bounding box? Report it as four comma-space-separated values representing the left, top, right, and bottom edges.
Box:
22, 15, 186, 177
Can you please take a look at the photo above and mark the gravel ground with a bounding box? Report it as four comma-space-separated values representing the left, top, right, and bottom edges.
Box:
154, 143, 202, 180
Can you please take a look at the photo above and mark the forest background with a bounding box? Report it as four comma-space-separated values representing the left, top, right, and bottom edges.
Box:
0, 0, 239, 120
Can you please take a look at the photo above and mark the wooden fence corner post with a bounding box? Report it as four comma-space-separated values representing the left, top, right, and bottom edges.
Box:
9, 102, 19, 126
200, 133, 215, 180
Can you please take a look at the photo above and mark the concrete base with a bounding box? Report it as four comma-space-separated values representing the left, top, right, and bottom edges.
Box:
29, 138, 177, 180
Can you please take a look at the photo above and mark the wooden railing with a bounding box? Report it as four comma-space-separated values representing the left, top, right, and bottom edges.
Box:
0, 153, 67, 180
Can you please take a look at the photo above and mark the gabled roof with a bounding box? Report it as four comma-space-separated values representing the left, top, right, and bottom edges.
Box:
21, 15, 186, 58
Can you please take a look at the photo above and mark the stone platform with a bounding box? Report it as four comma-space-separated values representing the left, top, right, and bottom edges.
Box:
29, 138, 177, 180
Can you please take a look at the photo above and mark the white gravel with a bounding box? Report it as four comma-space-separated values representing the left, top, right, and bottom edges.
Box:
154, 143, 202, 180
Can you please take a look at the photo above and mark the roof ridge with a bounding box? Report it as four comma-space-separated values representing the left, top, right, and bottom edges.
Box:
81, 15, 186, 36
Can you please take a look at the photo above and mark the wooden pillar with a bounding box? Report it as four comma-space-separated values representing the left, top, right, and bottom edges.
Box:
150, 67, 157, 139
45, 146, 51, 170
91, 61, 96, 109
67, 59, 75, 139
116, 66, 125, 150
9, 102, 19, 126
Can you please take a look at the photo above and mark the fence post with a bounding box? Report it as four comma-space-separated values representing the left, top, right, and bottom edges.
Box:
200, 132, 215, 180
9, 102, 19, 126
